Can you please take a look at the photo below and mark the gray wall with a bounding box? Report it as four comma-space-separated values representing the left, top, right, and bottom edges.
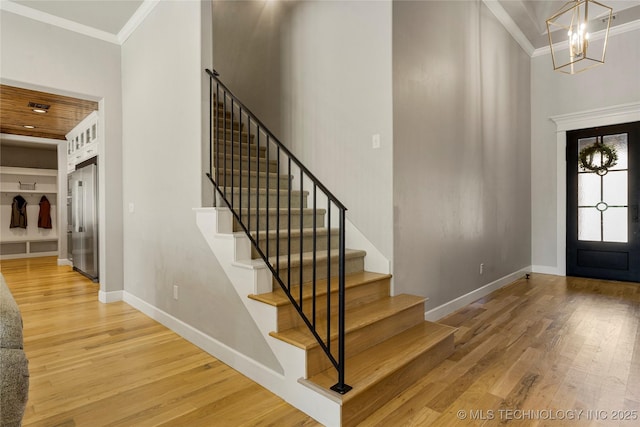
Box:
392, 0, 531, 309
212, 0, 288, 137
531, 28, 640, 271
211, 0, 394, 262
0, 144, 57, 169
281, 0, 394, 261
121, 0, 281, 371
1, 10, 123, 293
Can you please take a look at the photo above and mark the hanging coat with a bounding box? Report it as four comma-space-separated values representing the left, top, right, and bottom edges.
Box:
10, 195, 28, 228
38, 195, 52, 229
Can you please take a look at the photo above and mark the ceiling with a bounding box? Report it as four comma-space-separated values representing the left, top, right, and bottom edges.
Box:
499, 0, 640, 49
0, 85, 98, 140
10, 0, 144, 36
1, 0, 638, 145
1, 0, 638, 51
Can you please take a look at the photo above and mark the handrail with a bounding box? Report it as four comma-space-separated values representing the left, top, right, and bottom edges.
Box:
205, 68, 351, 394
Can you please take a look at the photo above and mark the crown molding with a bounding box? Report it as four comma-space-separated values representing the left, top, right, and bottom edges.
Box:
532, 18, 640, 57
117, 0, 161, 45
550, 102, 640, 132
0, 0, 160, 46
0, 0, 119, 44
482, 0, 536, 57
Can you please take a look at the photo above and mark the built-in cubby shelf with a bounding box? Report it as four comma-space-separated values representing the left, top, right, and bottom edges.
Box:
0, 166, 58, 259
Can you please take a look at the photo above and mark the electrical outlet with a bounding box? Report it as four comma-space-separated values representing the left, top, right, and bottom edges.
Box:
173, 285, 179, 300
128, 202, 135, 213
480, 263, 484, 275
372, 134, 381, 149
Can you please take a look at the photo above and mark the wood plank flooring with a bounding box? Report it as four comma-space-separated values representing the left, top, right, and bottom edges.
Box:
2, 257, 639, 426
0, 257, 317, 427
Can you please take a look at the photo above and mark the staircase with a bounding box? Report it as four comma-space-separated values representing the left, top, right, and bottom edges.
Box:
202, 69, 456, 426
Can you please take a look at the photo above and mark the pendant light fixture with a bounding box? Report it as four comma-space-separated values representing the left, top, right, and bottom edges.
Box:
546, 0, 613, 74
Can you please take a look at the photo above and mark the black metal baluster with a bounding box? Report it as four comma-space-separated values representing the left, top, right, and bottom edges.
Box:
312, 184, 317, 328
326, 201, 331, 355
246, 117, 251, 235
266, 135, 270, 261
255, 129, 260, 246
239, 108, 243, 217
287, 157, 292, 292
276, 146, 281, 275
299, 168, 304, 309
215, 83, 220, 193
330, 208, 352, 394
223, 93, 227, 200
230, 100, 235, 210
209, 77, 212, 182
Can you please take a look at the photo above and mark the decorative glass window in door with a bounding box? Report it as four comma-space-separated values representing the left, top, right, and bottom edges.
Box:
577, 133, 628, 242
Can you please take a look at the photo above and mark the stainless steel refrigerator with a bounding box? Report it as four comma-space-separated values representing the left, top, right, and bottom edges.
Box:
69, 163, 98, 281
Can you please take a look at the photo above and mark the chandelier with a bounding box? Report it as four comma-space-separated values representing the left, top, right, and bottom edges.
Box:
546, 0, 613, 74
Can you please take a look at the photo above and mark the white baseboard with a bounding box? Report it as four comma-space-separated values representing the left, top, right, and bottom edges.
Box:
57, 258, 73, 266
531, 265, 562, 275
424, 266, 532, 321
122, 291, 286, 393
98, 290, 123, 303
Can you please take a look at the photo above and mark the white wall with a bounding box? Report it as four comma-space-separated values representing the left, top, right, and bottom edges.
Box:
393, 0, 531, 310
0, 9, 123, 293
531, 28, 640, 272
121, 0, 281, 371
281, 0, 394, 261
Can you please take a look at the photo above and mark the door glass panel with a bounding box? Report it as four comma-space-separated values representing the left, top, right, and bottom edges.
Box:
578, 207, 601, 241
578, 173, 600, 205
577, 134, 628, 243
603, 171, 627, 206
603, 133, 628, 170
603, 207, 628, 242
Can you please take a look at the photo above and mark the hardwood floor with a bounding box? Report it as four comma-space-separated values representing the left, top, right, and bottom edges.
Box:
2, 257, 639, 426
0, 257, 317, 427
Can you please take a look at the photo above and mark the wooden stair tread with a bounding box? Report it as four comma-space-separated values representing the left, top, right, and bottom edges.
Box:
269, 294, 425, 349
249, 271, 390, 307
307, 321, 457, 402
269, 249, 366, 270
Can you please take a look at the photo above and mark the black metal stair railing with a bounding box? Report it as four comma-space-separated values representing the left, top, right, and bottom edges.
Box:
205, 69, 351, 394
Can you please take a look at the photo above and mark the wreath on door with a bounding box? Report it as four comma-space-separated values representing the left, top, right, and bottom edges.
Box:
579, 140, 618, 176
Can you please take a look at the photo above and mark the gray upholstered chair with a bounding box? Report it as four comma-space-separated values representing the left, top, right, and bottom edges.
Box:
0, 274, 29, 427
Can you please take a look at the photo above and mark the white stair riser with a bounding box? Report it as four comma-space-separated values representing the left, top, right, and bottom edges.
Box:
306, 303, 425, 377
273, 255, 364, 288
276, 277, 389, 331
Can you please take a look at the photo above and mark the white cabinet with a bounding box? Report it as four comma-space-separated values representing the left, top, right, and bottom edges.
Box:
0, 167, 58, 259
67, 111, 99, 173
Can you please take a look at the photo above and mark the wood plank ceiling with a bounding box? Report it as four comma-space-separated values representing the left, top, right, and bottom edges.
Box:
0, 85, 98, 140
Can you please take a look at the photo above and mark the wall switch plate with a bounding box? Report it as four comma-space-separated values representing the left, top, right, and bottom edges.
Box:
128, 202, 135, 213
480, 263, 484, 275
173, 285, 179, 300
372, 134, 381, 149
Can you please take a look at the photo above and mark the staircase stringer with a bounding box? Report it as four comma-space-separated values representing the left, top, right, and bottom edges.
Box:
194, 206, 342, 427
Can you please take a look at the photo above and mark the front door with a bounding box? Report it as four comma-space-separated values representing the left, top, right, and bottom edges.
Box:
567, 121, 640, 282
